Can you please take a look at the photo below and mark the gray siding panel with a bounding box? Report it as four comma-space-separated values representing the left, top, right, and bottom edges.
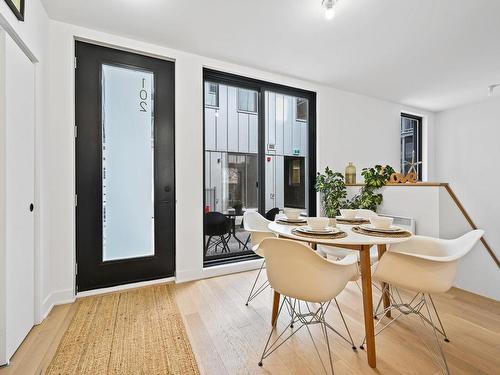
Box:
300, 121, 308, 157
284, 95, 293, 156
275, 94, 284, 155
275, 155, 284, 209
209, 152, 223, 212
249, 114, 258, 153
265, 155, 275, 211
267, 92, 276, 153
227, 86, 239, 152
238, 112, 249, 152
205, 107, 216, 151
292, 120, 301, 155
216, 85, 228, 151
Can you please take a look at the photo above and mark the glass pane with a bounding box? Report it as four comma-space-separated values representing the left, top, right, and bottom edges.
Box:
204, 82, 259, 259
102, 64, 155, 261
205, 82, 218, 107
296, 98, 308, 121
248, 91, 257, 112
238, 89, 249, 111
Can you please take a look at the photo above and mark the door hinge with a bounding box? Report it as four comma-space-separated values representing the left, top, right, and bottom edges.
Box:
74, 125, 78, 138
75, 194, 78, 207
74, 56, 77, 69
75, 263, 78, 276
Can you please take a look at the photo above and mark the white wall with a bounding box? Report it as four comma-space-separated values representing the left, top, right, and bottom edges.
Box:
435, 97, 500, 300
318, 89, 435, 181
45, 20, 435, 299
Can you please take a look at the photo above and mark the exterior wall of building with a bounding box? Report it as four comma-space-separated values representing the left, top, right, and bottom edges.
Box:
204, 83, 309, 213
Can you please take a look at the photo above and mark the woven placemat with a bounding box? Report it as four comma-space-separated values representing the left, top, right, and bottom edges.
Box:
337, 218, 370, 225
291, 228, 347, 239
276, 219, 307, 226
352, 226, 412, 238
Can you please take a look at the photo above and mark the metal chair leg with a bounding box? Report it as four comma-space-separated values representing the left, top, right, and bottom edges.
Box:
421, 294, 451, 374
259, 297, 354, 374
220, 235, 230, 253
359, 290, 451, 374
428, 294, 450, 342
334, 298, 357, 350
245, 260, 269, 306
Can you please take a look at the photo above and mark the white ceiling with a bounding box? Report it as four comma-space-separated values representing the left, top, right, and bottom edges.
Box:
41, 0, 500, 112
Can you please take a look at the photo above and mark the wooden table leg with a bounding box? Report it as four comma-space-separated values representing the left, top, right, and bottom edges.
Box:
360, 245, 377, 368
377, 244, 391, 318
271, 291, 280, 326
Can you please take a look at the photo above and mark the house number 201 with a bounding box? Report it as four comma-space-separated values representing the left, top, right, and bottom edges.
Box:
139, 78, 148, 112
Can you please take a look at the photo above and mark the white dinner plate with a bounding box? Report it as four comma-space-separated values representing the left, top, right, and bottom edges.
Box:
281, 217, 307, 223
359, 224, 405, 233
336, 216, 366, 221
295, 226, 339, 235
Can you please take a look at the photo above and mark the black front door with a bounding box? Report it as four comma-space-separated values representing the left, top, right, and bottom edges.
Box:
75, 41, 175, 292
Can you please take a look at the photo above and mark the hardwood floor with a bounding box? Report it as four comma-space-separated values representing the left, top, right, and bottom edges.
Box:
2, 270, 499, 374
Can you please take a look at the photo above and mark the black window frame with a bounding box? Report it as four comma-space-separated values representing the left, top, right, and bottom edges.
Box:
400, 113, 423, 180
202, 68, 317, 267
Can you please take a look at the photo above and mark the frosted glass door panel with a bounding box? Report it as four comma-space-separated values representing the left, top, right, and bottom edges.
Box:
102, 64, 155, 261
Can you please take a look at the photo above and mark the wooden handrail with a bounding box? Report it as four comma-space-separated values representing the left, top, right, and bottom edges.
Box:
346, 182, 499, 268
346, 182, 447, 187
443, 184, 500, 268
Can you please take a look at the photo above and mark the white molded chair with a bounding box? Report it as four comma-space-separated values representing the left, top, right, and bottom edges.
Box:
243, 211, 276, 306
258, 238, 358, 374
365, 230, 484, 374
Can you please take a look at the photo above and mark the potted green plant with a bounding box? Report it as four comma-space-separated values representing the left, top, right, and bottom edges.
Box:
232, 200, 243, 216
315, 167, 347, 218
349, 165, 395, 211
316, 164, 395, 216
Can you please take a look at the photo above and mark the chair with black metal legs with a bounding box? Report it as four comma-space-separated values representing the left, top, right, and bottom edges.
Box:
204, 212, 232, 256
360, 230, 484, 375
257, 238, 358, 374
265, 207, 281, 221
242, 211, 276, 306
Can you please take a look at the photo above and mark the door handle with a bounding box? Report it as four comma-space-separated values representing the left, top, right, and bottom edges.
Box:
29, 203, 34, 212
164, 186, 172, 192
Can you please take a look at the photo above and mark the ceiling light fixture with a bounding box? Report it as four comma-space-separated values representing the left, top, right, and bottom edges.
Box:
323, 0, 337, 20
488, 84, 500, 97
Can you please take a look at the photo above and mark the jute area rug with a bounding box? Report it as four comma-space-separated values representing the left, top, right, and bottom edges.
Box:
46, 284, 199, 375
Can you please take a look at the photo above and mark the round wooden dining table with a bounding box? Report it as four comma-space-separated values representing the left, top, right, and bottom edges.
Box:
267, 221, 412, 369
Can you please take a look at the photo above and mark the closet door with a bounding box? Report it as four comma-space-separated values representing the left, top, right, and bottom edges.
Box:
1, 32, 36, 364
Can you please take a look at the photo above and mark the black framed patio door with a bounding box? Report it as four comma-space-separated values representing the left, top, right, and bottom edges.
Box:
75, 41, 175, 292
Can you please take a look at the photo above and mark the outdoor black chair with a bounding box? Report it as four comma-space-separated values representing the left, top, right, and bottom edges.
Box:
265, 207, 280, 221
204, 212, 232, 255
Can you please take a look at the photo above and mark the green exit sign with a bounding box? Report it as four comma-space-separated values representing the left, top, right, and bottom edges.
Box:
293, 148, 300, 155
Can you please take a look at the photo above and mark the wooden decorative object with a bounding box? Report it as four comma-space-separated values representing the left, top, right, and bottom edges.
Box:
390, 172, 417, 184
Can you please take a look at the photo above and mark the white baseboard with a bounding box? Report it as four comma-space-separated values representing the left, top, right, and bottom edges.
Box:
38, 289, 75, 324
176, 259, 263, 283
76, 276, 175, 298
36, 262, 262, 327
